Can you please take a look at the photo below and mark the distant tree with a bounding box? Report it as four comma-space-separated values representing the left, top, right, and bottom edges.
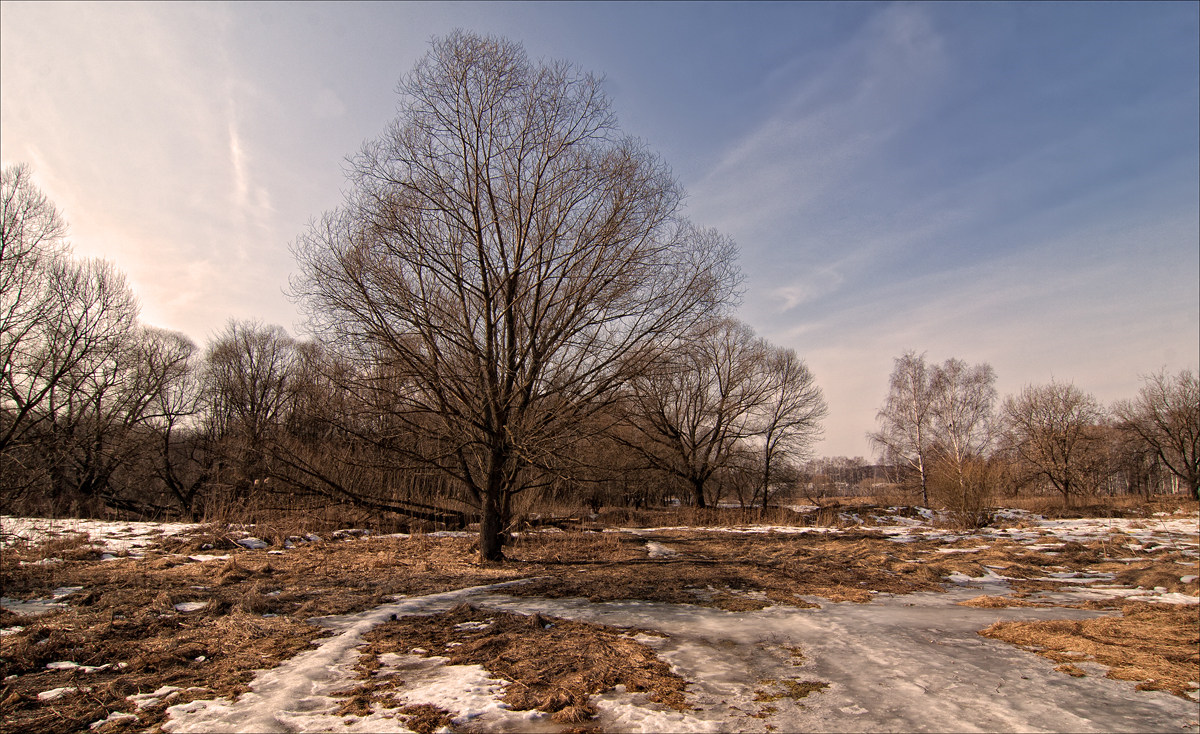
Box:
144, 330, 213, 518
292, 32, 737, 560
1113, 369, 1199, 499
621, 319, 768, 508
750, 345, 826, 510
1001, 380, 1105, 505
868, 352, 937, 505
202, 320, 298, 492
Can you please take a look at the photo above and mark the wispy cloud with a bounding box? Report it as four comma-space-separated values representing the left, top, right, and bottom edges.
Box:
228, 112, 250, 209
690, 4, 948, 240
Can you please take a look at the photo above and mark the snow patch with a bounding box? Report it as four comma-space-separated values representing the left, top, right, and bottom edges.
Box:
645, 541, 677, 558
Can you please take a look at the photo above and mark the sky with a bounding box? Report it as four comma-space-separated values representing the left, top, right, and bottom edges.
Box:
2, 1, 1197, 458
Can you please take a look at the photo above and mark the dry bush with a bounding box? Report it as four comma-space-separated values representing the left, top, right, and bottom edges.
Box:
979, 602, 1200, 697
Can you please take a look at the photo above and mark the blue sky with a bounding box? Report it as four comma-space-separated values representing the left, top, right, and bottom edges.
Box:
2, 1, 1197, 457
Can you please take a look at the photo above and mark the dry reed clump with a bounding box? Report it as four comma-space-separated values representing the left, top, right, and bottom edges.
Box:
979, 602, 1200, 698
396, 703, 456, 734
353, 603, 690, 723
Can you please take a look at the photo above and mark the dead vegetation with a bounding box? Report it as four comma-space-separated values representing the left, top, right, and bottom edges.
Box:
979, 602, 1200, 698
1, 508, 1196, 730
753, 677, 830, 702
0, 532, 524, 733
347, 603, 689, 727
505, 529, 949, 608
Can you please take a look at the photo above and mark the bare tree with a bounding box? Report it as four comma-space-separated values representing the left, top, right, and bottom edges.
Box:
1114, 369, 1199, 499
928, 358, 997, 520
1001, 380, 1104, 505
1, 255, 139, 500
868, 351, 936, 505
201, 320, 298, 494
1, 164, 67, 377
44, 322, 193, 514
621, 319, 768, 508
292, 32, 737, 560
0, 164, 96, 456
750, 345, 826, 510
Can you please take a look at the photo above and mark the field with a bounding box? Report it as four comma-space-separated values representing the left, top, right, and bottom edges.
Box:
1, 503, 1197, 733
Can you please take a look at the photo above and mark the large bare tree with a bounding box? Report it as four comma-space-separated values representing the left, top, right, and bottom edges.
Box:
292, 32, 737, 560
1114, 369, 1199, 499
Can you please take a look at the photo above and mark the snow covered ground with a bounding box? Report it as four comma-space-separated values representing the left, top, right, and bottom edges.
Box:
0, 515, 204, 555
156, 581, 1196, 733
4, 509, 1197, 732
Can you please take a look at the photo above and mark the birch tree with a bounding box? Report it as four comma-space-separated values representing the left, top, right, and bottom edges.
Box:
869, 351, 936, 505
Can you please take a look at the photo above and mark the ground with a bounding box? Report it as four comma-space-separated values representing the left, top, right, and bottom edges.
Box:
1, 503, 1197, 733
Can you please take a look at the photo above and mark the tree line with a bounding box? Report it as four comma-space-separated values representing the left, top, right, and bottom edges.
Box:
869, 351, 1199, 523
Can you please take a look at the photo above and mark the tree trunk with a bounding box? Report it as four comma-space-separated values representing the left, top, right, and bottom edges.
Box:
691, 478, 707, 509
761, 449, 771, 512
480, 489, 505, 563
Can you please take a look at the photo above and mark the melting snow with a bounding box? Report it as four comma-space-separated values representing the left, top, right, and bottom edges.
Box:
644, 541, 677, 558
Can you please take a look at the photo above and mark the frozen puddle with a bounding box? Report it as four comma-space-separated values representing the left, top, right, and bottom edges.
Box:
478, 586, 1197, 733
162, 578, 1196, 734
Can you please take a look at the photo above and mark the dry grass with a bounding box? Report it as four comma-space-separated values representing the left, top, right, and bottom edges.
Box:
0, 533, 526, 733
979, 602, 1200, 698
506, 529, 950, 609
752, 678, 829, 702
349, 603, 689, 725
995, 494, 1198, 518
3, 507, 1196, 730
958, 595, 1044, 608
0, 606, 323, 734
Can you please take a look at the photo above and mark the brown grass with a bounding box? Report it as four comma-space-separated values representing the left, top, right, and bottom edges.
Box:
506, 529, 950, 609
958, 595, 1044, 608
3, 508, 1196, 730
0, 533, 525, 734
753, 678, 829, 702
979, 602, 1200, 698
349, 603, 689, 724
